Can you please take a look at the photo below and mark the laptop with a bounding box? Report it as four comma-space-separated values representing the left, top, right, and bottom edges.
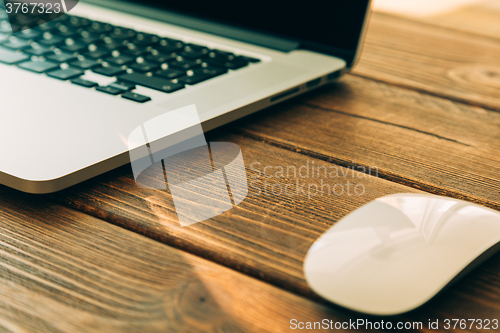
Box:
0, 0, 372, 193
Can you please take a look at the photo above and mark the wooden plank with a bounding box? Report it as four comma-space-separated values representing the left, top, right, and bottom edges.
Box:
374, 0, 500, 41
241, 75, 500, 211
51, 134, 419, 297
48, 135, 500, 324
354, 12, 500, 111
0, 186, 359, 332
421, 0, 500, 40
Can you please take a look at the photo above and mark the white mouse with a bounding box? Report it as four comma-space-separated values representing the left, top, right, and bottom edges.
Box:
304, 193, 500, 315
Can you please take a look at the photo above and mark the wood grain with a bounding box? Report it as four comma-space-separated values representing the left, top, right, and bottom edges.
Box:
51, 134, 420, 297
0, 186, 364, 333
47, 134, 500, 328
375, 0, 500, 41
354, 12, 500, 111
4, 186, 497, 333
240, 75, 500, 211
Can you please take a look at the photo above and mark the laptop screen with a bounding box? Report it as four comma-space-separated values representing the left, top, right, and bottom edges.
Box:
142, 1, 369, 49
90, 0, 370, 67
94, 0, 371, 67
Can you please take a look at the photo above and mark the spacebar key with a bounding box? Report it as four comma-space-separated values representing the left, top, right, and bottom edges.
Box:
117, 73, 184, 93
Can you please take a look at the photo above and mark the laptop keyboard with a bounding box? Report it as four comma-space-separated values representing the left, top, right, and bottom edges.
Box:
0, 12, 261, 103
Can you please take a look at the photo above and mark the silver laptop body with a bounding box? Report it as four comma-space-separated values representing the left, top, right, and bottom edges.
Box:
0, 0, 371, 193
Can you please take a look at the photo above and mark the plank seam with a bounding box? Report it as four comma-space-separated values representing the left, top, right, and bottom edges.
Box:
238, 129, 500, 212
302, 102, 472, 146
373, 11, 500, 44
350, 73, 500, 114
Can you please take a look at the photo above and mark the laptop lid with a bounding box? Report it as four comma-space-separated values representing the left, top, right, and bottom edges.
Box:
83, 0, 371, 69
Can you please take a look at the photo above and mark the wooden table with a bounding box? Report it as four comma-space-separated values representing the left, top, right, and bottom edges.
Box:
2, 3, 500, 332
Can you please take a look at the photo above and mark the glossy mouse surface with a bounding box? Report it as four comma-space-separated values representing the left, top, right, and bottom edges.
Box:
304, 193, 500, 315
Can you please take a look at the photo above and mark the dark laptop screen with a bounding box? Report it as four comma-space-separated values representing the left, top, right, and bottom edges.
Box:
134, 0, 370, 66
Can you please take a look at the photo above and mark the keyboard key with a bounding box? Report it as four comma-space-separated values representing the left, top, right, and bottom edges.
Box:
38, 33, 64, 46
23, 44, 53, 56
129, 61, 160, 72
157, 38, 184, 53
155, 68, 184, 79
80, 49, 109, 59
146, 52, 177, 64
180, 44, 209, 59
168, 57, 202, 70
69, 59, 100, 69
200, 64, 228, 75
47, 68, 84, 80
75, 30, 101, 44
0, 33, 9, 43
133, 33, 160, 45
109, 81, 135, 91
122, 43, 148, 57
53, 25, 78, 38
96, 85, 124, 95
0, 46, 29, 64
88, 22, 114, 34
81, 45, 112, 59
104, 54, 134, 66
205, 58, 248, 70
0, 21, 12, 34
118, 73, 184, 93
47, 53, 77, 63
93, 66, 126, 77
15, 29, 42, 40
67, 16, 91, 29
60, 39, 86, 52
18, 60, 60, 73
1, 37, 29, 50
206, 50, 234, 61
205, 51, 249, 70
241, 56, 260, 63
110, 27, 136, 40
71, 78, 98, 88
35, 21, 58, 32
178, 67, 227, 85
97, 37, 126, 50
122, 92, 151, 103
